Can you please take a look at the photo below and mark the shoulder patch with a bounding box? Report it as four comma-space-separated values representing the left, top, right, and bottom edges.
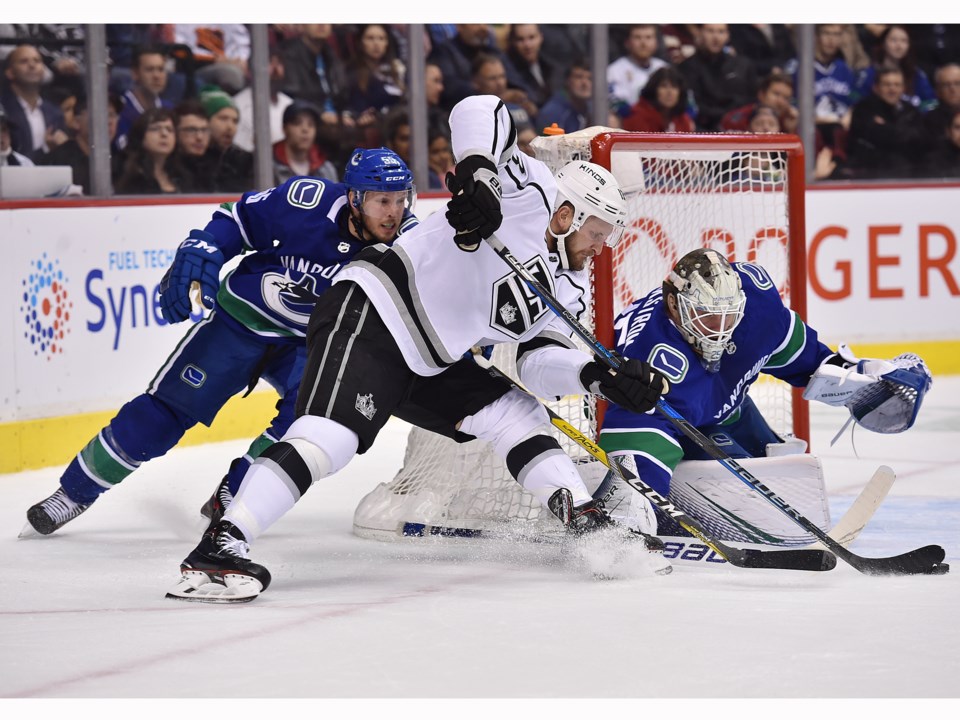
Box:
286, 179, 325, 209
647, 343, 689, 384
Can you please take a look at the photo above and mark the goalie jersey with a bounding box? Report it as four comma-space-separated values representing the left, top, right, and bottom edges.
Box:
193, 176, 417, 341
335, 95, 589, 386
599, 261, 833, 495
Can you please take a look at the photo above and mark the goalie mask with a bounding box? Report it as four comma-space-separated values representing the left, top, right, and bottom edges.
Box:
551, 161, 628, 270
663, 249, 746, 372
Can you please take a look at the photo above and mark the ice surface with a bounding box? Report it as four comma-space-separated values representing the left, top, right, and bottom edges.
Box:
2, 378, 959, 706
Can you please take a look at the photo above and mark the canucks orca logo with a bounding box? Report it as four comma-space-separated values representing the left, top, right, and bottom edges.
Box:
261, 271, 321, 325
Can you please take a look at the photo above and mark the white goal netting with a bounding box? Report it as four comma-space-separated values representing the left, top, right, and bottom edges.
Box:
354, 129, 808, 542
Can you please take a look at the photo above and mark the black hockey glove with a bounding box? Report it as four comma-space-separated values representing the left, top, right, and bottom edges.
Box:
444, 154, 503, 252
158, 229, 225, 323
579, 356, 667, 415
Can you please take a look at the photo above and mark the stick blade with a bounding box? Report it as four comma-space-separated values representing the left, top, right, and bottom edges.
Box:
735, 548, 837, 572
848, 544, 948, 576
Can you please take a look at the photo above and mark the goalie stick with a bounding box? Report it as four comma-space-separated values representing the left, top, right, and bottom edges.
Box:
483, 362, 835, 572
804, 465, 895, 550
483, 232, 948, 576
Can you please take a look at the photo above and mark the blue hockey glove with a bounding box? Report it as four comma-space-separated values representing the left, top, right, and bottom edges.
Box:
444, 154, 502, 252
158, 230, 225, 323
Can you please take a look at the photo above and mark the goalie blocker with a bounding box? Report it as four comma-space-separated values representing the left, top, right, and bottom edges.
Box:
803, 344, 932, 434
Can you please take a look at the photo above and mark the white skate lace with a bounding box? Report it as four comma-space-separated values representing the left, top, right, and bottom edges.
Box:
216, 533, 251, 559
40, 488, 88, 523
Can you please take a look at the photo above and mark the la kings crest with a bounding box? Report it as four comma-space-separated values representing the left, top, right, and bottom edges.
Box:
490, 256, 553, 339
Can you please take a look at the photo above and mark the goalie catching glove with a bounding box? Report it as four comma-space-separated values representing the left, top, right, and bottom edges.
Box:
580, 355, 668, 415
158, 230, 225, 323
444, 154, 503, 252
803, 343, 932, 433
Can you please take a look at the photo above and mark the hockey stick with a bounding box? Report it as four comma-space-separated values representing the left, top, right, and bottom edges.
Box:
483, 363, 834, 571
805, 466, 896, 549
484, 233, 948, 576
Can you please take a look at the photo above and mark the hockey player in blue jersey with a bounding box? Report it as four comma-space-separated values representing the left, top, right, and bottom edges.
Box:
23, 147, 417, 536
598, 248, 932, 516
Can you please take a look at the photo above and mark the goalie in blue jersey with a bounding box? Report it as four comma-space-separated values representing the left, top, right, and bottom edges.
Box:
23, 147, 418, 537
598, 248, 932, 533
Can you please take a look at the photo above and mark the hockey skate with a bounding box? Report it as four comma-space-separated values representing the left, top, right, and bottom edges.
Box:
199, 475, 233, 525
548, 489, 672, 579
166, 520, 271, 604
21, 487, 92, 537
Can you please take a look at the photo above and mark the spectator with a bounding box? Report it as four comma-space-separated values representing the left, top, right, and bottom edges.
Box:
924, 63, 960, 139
922, 107, 960, 178
504, 24, 555, 110
720, 71, 798, 134
729, 24, 796, 78
0, 107, 34, 166
115, 45, 173, 152
115, 107, 192, 194
471, 53, 536, 128
199, 85, 254, 194
853, 25, 937, 112
839, 24, 871, 72
426, 126, 454, 190
679, 23, 758, 132
784, 24, 856, 169
910, 25, 960, 80
607, 25, 669, 120
846, 66, 930, 179
173, 99, 217, 193
424, 61, 450, 135
535, 58, 595, 134
538, 26, 589, 83
428, 24, 503, 110
273, 101, 338, 184
0, 44, 67, 162
341, 25, 407, 149
41, 93, 123, 194
233, 48, 294, 153
660, 24, 700, 65
517, 122, 537, 157
0, 24, 86, 97
279, 24, 348, 161
173, 24, 250, 95
747, 104, 781, 133
622, 65, 695, 133
382, 106, 412, 167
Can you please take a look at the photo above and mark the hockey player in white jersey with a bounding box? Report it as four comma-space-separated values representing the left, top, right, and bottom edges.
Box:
166, 95, 669, 601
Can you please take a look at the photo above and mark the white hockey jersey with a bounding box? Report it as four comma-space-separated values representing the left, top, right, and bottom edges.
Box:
334, 95, 591, 392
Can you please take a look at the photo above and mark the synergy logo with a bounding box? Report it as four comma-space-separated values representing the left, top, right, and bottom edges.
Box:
20, 253, 73, 360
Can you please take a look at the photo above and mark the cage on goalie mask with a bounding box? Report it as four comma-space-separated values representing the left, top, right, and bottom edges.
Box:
846, 354, 932, 434
664, 249, 746, 372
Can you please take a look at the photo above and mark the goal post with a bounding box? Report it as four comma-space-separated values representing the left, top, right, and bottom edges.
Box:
353, 129, 809, 542
585, 130, 808, 440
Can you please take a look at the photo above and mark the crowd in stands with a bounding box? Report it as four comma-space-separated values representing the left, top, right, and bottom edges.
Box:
5, 23, 960, 195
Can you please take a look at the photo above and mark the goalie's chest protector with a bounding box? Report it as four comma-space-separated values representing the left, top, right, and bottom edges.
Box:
336, 176, 566, 376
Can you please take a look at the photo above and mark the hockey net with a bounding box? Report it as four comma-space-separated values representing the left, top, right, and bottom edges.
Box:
354, 129, 808, 541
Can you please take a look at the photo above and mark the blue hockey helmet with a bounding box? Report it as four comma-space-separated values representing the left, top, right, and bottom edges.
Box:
344, 147, 416, 212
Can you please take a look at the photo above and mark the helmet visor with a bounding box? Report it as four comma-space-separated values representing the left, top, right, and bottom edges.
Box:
357, 188, 416, 219
577, 214, 625, 249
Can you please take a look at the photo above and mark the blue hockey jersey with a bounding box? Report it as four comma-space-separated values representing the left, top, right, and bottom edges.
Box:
599, 262, 833, 494
195, 176, 417, 341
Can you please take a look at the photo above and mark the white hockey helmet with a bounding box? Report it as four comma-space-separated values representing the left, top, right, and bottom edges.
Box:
551, 161, 628, 268
663, 248, 746, 372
